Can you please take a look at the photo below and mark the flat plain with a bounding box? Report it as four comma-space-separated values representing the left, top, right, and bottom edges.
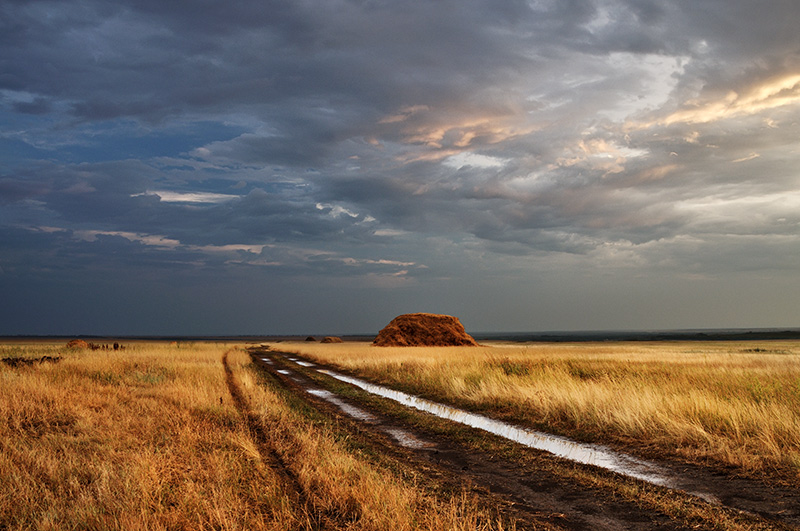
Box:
0, 341, 508, 530
280, 340, 800, 482
3, 339, 799, 530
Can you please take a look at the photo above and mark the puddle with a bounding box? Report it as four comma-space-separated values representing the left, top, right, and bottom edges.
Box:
264, 353, 718, 503
306, 389, 428, 448
307, 389, 377, 422
319, 370, 674, 488
384, 427, 429, 449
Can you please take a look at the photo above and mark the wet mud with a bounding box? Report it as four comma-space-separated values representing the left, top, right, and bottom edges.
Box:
319, 369, 675, 489
249, 347, 800, 530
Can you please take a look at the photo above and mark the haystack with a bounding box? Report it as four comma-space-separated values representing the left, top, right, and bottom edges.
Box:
66, 339, 89, 349
373, 313, 478, 347
321, 336, 343, 343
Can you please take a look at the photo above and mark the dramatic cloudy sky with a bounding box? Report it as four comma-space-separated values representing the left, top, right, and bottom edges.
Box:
2, 0, 799, 335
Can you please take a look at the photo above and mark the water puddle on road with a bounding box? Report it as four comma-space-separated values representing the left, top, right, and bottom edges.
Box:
306, 389, 429, 449
384, 427, 430, 449
319, 369, 675, 488
261, 351, 720, 503
307, 389, 377, 422
260, 352, 424, 452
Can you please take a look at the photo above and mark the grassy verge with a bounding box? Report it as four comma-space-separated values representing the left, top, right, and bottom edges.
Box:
0, 341, 292, 530
274, 340, 800, 483
227, 347, 513, 530
282, 351, 786, 531
0, 341, 512, 531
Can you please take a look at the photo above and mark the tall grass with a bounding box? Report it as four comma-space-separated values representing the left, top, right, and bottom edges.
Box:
226, 348, 510, 530
0, 342, 511, 530
278, 341, 800, 481
0, 342, 293, 530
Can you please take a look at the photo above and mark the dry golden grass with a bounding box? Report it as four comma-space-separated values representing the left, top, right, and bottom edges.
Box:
0, 342, 292, 530
0, 342, 510, 531
277, 340, 800, 481
226, 348, 510, 530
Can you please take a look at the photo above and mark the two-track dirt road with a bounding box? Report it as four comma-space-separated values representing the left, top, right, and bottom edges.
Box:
242, 346, 800, 531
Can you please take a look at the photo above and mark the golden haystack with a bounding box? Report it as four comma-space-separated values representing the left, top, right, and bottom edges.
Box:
66, 339, 89, 349
373, 313, 478, 347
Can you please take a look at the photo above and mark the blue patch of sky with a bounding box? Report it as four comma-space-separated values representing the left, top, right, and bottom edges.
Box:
0, 109, 61, 169
188, 178, 252, 195
143, 177, 306, 197
1, 114, 249, 165
0, 137, 50, 169
59, 120, 249, 163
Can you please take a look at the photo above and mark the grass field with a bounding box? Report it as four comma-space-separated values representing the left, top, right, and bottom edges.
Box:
278, 340, 800, 483
0, 341, 509, 530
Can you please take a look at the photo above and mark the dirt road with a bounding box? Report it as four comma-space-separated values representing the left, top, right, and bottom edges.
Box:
246, 346, 800, 531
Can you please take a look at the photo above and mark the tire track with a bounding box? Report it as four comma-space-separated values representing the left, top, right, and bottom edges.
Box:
253, 347, 800, 531
222, 349, 333, 531
249, 348, 641, 530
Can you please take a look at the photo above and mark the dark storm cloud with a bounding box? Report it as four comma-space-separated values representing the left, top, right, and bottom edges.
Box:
11, 97, 51, 115
2, 0, 800, 333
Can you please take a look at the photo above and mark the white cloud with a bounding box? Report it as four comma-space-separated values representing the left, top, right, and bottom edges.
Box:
373, 228, 408, 237
599, 53, 687, 122
133, 190, 240, 204
316, 202, 360, 218
72, 230, 181, 249
732, 152, 760, 163
443, 152, 509, 169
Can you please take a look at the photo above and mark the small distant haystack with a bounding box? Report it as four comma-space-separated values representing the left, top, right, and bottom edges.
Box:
373, 313, 479, 347
305, 336, 317, 342
321, 336, 343, 343
66, 339, 89, 349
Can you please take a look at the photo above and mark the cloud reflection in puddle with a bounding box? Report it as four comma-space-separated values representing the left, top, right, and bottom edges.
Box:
319, 369, 674, 488
307, 388, 377, 422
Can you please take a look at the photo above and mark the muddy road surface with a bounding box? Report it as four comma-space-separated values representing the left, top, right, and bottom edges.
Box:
248, 346, 800, 531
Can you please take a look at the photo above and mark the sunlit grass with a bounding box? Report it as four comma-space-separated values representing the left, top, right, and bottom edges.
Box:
0, 342, 292, 530
277, 341, 800, 482
0, 341, 512, 530
227, 348, 511, 530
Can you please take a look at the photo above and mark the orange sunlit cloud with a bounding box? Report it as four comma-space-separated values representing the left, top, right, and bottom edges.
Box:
555, 139, 647, 176
632, 73, 800, 128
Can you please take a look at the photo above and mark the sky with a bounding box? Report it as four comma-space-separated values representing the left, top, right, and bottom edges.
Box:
2, 0, 799, 336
